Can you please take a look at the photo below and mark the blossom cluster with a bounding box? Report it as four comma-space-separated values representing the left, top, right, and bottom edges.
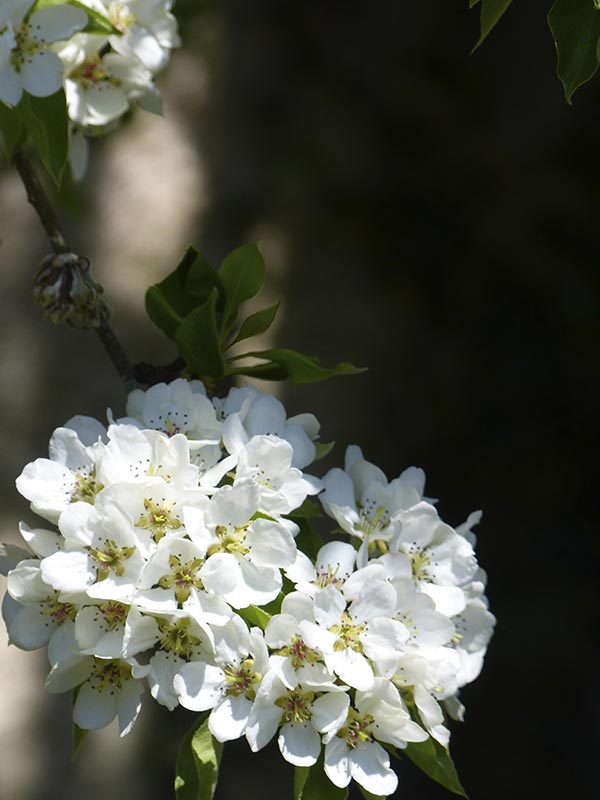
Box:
1, 379, 495, 796
0, 0, 180, 177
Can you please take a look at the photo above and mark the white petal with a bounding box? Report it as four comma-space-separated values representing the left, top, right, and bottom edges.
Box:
278, 722, 320, 766
117, 678, 144, 736
74, 681, 118, 730
29, 6, 87, 43
311, 692, 350, 736
350, 741, 398, 796
324, 737, 351, 788
21, 50, 64, 97
174, 662, 225, 712
209, 695, 252, 742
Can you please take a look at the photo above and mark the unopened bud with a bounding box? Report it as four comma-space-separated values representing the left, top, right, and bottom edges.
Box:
32, 253, 109, 329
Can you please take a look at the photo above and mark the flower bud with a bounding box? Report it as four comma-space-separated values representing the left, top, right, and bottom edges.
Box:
32, 253, 109, 328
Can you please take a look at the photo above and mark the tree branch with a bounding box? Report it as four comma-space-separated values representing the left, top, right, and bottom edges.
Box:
13, 149, 138, 391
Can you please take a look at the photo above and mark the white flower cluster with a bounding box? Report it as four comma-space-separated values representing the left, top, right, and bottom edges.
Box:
1, 379, 495, 797
0, 0, 180, 177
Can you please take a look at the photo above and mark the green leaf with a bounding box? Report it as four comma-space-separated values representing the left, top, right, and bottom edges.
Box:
72, 722, 88, 759
32, 0, 121, 35
0, 104, 25, 156
227, 360, 289, 381
218, 243, 266, 333
314, 441, 335, 461
294, 757, 349, 800
230, 348, 366, 384
145, 247, 205, 338
287, 517, 323, 563
184, 252, 221, 303
359, 789, 385, 800
174, 289, 226, 379
228, 301, 280, 348
17, 91, 68, 184
472, 0, 513, 48
404, 737, 468, 798
237, 604, 272, 630
548, 0, 600, 102
289, 499, 323, 519
174, 715, 223, 800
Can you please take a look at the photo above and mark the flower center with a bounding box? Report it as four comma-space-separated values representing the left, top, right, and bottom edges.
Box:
277, 635, 321, 669
108, 2, 137, 32
338, 707, 375, 748
90, 658, 132, 693
407, 548, 431, 581
9, 23, 43, 71
158, 554, 205, 604
88, 539, 135, 581
72, 57, 120, 89
276, 688, 315, 724
136, 498, 182, 543
41, 594, 77, 624
72, 470, 104, 504
207, 525, 249, 557
315, 564, 342, 589
158, 617, 202, 659
329, 612, 365, 653
224, 659, 261, 699
99, 601, 128, 630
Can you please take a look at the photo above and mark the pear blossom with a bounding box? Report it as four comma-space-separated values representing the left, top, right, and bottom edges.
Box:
0, 1, 87, 107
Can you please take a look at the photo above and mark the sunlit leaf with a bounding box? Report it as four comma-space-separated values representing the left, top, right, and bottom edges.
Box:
174, 715, 223, 800
404, 737, 468, 798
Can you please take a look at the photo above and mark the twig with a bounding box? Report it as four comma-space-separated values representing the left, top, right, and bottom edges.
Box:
13, 149, 138, 391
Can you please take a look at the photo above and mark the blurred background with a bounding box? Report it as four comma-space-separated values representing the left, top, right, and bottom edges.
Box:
0, 0, 598, 797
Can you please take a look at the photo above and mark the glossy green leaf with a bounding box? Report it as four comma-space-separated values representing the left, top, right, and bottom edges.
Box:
174, 289, 226, 379
289, 499, 323, 519
32, 0, 121, 35
548, 0, 600, 102
145, 246, 204, 338
288, 517, 323, 563
294, 757, 349, 800
472, 0, 513, 48
17, 91, 68, 184
218, 243, 266, 333
228, 301, 280, 348
404, 737, 468, 798
231, 348, 366, 384
227, 360, 289, 381
174, 715, 223, 800
237, 604, 272, 630
0, 104, 25, 156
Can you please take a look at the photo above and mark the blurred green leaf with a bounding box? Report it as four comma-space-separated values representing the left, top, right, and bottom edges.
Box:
72, 722, 88, 759
548, 0, 600, 102
228, 301, 280, 348
145, 246, 204, 338
184, 251, 221, 303
174, 289, 226, 379
231, 348, 366, 384
358, 789, 385, 800
17, 91, 68, 184
219, 243, 266, 333
471, 0, 513, 48
404, 737, 468, 798
174, 715, 223, 800
0, 104, 25, 156
314, 441, 335, 461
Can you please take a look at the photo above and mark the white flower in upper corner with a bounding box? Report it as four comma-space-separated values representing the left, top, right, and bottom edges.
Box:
0, 0, 87, 107
103, 0, 180, 73
320, 445, 425, 565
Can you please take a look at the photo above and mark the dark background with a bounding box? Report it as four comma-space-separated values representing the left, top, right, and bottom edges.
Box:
1, 0, 598, 797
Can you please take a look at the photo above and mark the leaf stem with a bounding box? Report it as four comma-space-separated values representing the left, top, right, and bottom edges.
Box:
12, 149, 138, 391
